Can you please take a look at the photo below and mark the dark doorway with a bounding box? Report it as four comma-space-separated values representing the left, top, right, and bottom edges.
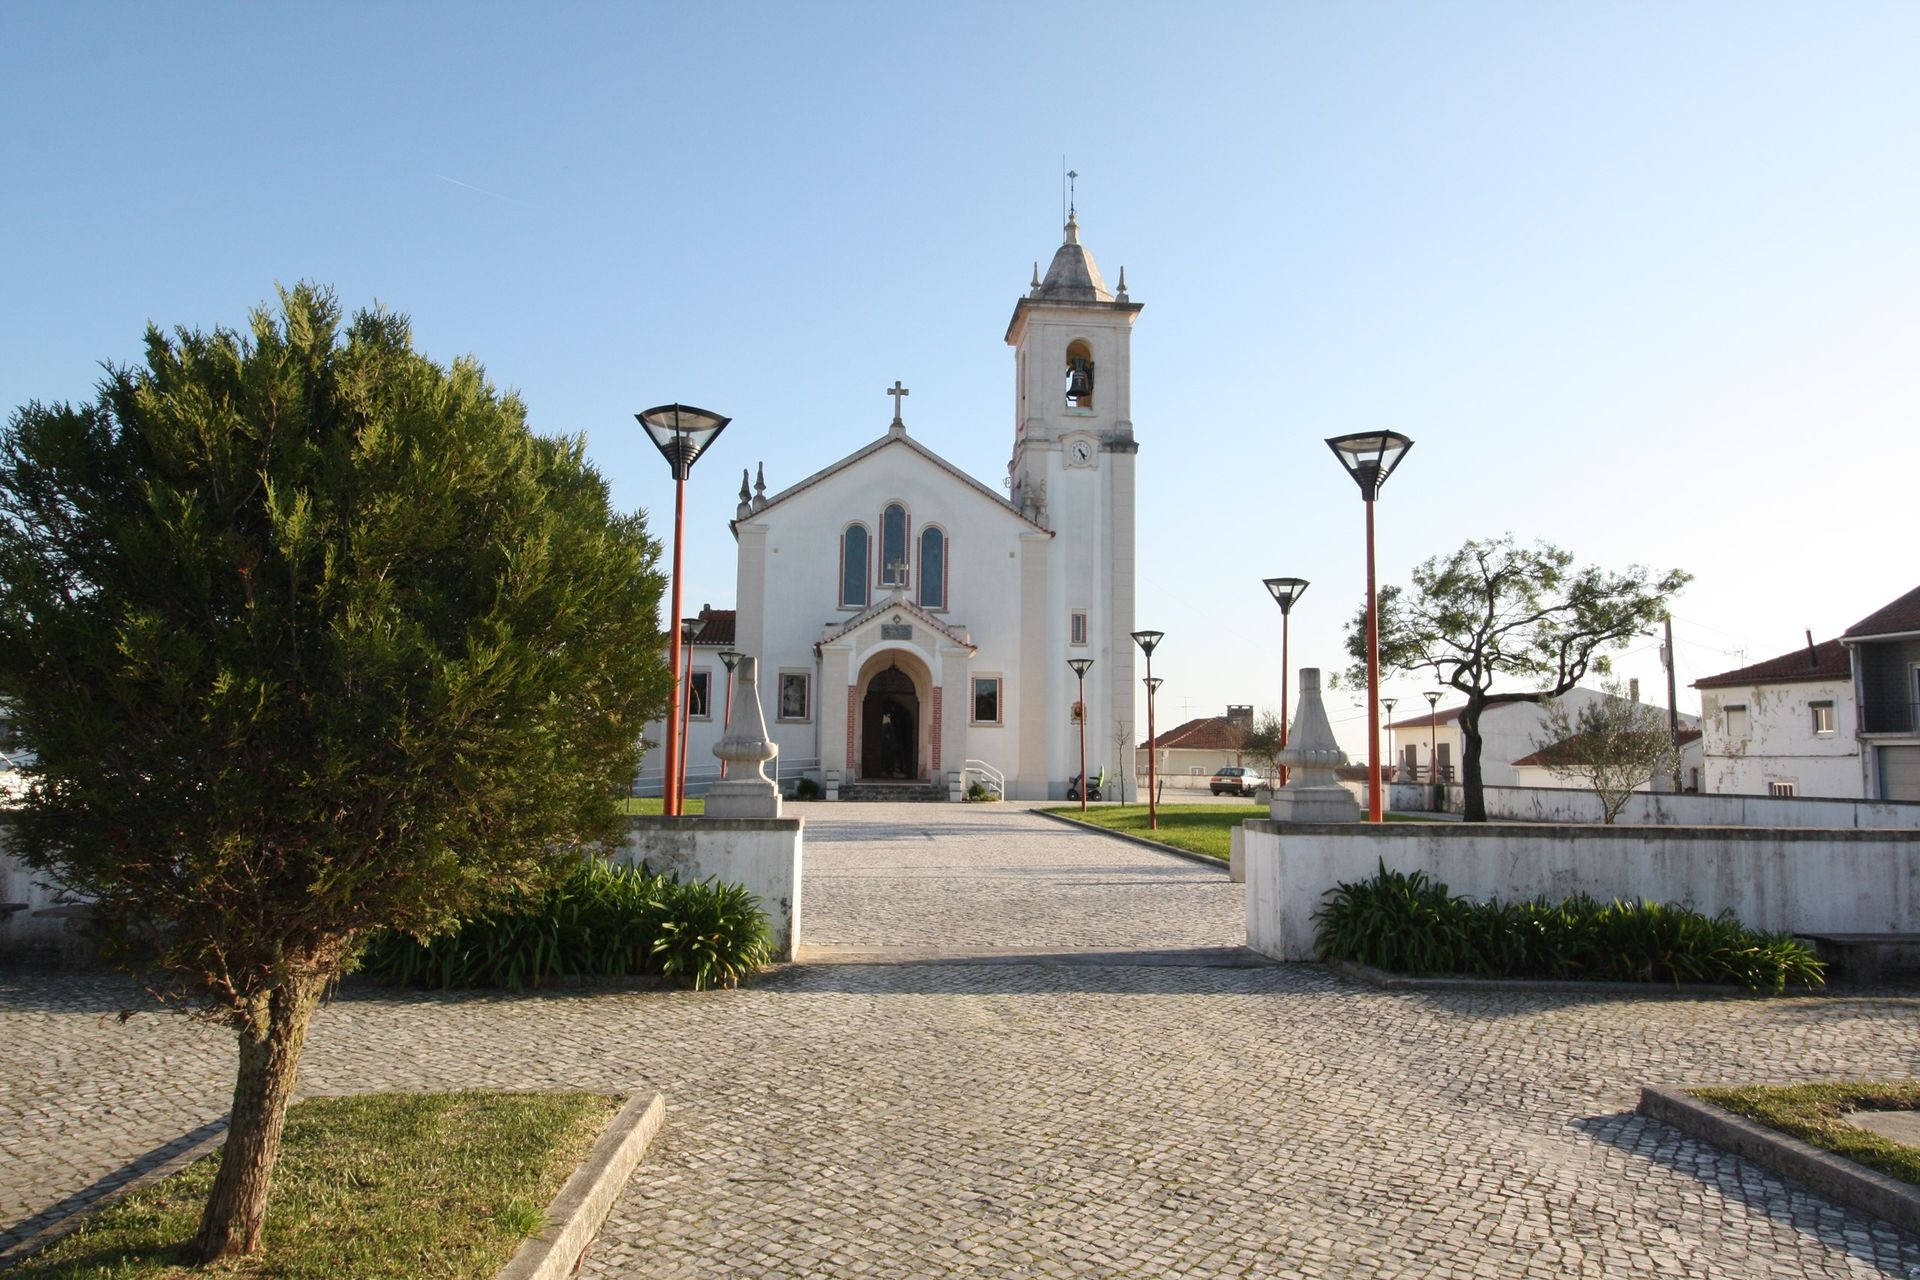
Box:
860, 666, 919, 780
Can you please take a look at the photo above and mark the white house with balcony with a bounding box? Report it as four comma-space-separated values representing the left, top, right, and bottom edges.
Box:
640, 212, 1144, 801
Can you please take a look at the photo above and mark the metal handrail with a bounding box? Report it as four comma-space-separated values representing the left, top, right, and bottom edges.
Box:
962, 758, 1004, 798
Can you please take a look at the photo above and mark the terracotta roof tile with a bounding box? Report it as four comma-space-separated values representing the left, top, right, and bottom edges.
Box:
1693, 638, 1850, 689
691, 607, 736, 647
1842, 584, 1920, 641
1141, 712, 1253, 751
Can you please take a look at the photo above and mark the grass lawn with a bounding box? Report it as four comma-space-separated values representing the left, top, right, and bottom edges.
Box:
617, 797, 703, 815
1691, 1081, 1920, 1187
1045, 803, 1435, 861
13, 1091, 620, 1279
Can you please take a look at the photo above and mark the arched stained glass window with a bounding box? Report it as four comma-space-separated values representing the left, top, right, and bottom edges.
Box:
879, 503, 909, 588
840, 523, 870, 608
918, 527, 946, 610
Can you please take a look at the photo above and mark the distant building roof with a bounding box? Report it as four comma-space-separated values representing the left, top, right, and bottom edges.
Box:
1693, 638, 1850, 690
1842, 584, 1920, 642
691, 606, 736, 647
1387, 706, 1461, 731
1512, 726, 1701, 767
1141, 706, 1254, 752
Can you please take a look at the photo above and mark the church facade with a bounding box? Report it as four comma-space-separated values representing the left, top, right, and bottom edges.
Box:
660, 214, 1143, 801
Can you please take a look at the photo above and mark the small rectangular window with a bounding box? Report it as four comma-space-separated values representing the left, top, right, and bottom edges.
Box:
1725, 704, 1750, 738
688, 670, 711, 720
778, 671, 811, 723
1769, 780, 1796, 797
1810, 701, 1835, 735
972, 676, 1001, 725
1070, 610, 1088, 646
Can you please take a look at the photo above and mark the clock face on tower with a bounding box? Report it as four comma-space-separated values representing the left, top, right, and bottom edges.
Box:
1066, 436, 1096, 468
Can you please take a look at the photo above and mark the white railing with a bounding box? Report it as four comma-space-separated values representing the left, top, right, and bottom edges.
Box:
962, 759, 1004, 799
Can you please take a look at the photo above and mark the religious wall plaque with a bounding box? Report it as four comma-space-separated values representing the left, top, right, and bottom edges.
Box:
881, 623, 913, 641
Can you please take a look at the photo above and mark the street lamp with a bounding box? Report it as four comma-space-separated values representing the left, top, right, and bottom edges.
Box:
1261, 577, 1308, 786
678, 616, 704, 810
1326, 430, 1413, 821
637, 404, 731, 817
1069, 657, 1095, 812
1132, 630, 1164, 829
718, 650, 744, 779
1423, 690, 1442, 786
1381, 696, 1397, 811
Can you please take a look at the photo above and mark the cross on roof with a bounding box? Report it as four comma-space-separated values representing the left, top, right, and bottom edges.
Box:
886, 380, 909, 426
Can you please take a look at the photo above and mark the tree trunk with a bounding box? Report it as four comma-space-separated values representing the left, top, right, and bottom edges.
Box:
193, 971, 325, 1262
1460, 701, 1489, 823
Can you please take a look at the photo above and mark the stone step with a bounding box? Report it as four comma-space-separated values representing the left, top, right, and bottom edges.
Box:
836, 781, 951, 803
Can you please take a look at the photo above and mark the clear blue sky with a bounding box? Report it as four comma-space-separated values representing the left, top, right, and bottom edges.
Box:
4, 2, 1916, 755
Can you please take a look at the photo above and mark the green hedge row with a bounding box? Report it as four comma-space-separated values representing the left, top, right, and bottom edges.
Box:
358, 859, 770, 991
1312, 863, 1824, 993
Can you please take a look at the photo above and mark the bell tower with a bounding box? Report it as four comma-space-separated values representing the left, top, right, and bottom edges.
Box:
1004, 209, 1144, 794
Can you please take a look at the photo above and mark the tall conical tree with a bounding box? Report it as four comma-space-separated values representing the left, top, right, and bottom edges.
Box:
0, 285, 672, 1260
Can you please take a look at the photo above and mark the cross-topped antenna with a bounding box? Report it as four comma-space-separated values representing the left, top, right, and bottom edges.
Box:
886, 380, 909, 428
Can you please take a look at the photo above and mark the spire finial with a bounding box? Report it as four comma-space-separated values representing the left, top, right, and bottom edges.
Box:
752, 463, 767, 512
1030, 261, 1041, 292
1116, 265, 1128, 302
736, 468, 752, 521
1068, 169, 1078, 218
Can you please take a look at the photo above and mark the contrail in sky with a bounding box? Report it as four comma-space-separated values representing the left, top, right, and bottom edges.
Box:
435, 174, 525, 206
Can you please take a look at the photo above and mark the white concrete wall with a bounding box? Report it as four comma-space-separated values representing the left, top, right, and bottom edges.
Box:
1699, 678, 1861, 798
1387, 781, 1920, 829
1244, 820, 1920, 962
0, 817, 72, 954
615, 816, 804, 961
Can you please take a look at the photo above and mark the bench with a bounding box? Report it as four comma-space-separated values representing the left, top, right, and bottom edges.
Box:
0, 902, 28, 918
1794, 933, 1920, 985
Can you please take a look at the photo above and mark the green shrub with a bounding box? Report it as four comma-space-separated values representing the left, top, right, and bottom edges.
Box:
1312, 862, 1824, 993
791, 776, 822, 801
358, 859, 769, 991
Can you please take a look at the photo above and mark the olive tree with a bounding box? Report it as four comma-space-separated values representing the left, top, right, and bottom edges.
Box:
1532, 681, 1680, 823
0, 286, 671, 1260
1344, 536, 1687, 822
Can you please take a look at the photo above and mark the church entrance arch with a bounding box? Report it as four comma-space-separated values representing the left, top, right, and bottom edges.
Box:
855, 651, 932, 782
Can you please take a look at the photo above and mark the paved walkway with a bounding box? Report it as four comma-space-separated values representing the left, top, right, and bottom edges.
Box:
3, 804, 1920, 1277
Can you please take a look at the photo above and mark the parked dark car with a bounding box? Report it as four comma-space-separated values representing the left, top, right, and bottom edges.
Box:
1210, 766, 1260, 797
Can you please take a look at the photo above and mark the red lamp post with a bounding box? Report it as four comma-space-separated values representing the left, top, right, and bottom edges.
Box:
1131, 631, 1164, 829
1261, 577, 1308, 786
718, 650, 744, 779
678, 616, 704, 807
637, 404, 730, 817
1424, 690, 1442, 786
1069, 657, 1095, 813
1326, 430, 1413, 823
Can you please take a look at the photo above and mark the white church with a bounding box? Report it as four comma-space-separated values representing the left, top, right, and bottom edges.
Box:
649, 212, 1144, 801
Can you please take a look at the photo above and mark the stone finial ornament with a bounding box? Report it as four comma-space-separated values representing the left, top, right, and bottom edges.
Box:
736, 469, 752, 521
1116, 266, 1129, 302
751, 463, 767, 512
1269, 668, 1362, 823
707, 656, 782, 818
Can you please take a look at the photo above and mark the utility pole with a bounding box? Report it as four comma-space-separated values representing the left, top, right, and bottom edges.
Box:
1662, 613, 1682, 792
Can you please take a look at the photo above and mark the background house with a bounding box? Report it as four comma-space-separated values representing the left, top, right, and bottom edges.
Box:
1512, 727, 1702, 791
1387, 686, 1691, 789
1694, 637, 1858, 798
1844, 585, 1920, 802
1136, 705, 1253, 792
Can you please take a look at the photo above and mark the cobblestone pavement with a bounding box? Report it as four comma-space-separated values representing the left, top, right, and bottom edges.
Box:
3, 805, 1920, 1277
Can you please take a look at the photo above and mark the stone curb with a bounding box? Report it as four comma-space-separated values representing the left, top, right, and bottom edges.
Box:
1637, 1085, 1920, 1236
1332, 959, 1784, 998
1032, 809, 1231, 871
497, 1092, 665, 1280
